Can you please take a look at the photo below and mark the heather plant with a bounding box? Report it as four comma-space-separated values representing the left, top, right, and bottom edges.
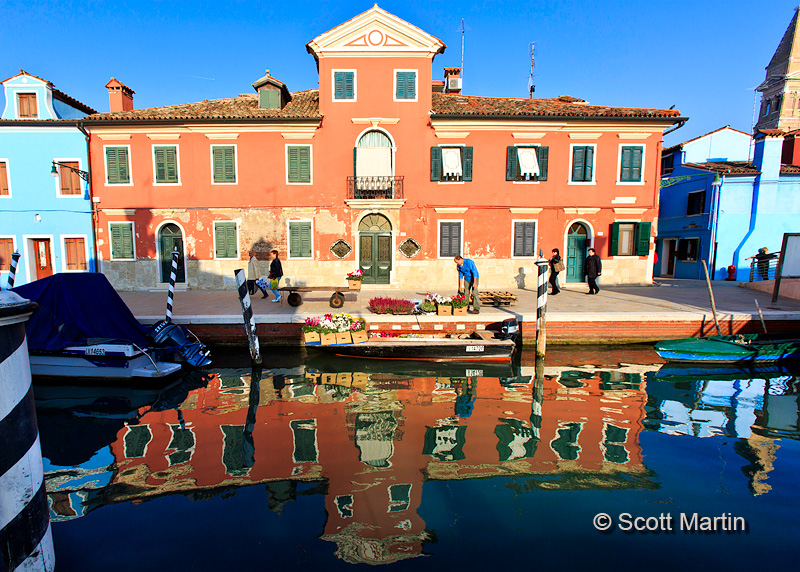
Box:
368, 297, 415, 314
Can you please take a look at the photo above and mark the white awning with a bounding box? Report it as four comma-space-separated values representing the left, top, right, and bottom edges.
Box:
517, 147, 540, 177
442, 147, 463, 177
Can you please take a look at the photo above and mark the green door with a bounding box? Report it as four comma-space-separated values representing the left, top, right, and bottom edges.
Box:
359, 214, 392, 285
159, 223, 186, 283
566, 223, 588, 283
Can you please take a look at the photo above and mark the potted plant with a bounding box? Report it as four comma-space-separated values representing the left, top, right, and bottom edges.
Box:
347, 269, 364, 290
302, 317, 322, 344
434, 294, 453, 316
306, 312, 365, 345
368, 297, 415, 315
350, 316, 368, 344
451, 294, 468, 316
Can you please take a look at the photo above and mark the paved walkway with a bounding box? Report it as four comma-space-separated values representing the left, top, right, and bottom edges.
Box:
121, 279, 800, 325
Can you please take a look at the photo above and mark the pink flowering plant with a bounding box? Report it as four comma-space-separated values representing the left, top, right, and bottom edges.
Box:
368, 297, 415, 315
303, 313, 364, 333
347, 269, 364, 281
428, 292, 452, 307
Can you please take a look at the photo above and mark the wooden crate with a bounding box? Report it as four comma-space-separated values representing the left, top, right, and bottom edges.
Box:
478, 291, 518, 306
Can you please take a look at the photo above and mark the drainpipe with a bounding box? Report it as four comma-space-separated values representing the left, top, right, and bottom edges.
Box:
663, 118, 687, 137
709, 174, 723, 279
77, 121, 100, 274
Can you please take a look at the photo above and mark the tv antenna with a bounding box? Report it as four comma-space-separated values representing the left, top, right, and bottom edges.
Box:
460, 18, 465, 80
529, 42, 536, 98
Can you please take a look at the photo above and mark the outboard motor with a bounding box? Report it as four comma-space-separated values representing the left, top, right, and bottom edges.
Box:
500, 318, 520, 342
147, 320, 212, 368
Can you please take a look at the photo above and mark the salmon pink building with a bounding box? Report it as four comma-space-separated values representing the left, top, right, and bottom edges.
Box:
83, 6, 683, 291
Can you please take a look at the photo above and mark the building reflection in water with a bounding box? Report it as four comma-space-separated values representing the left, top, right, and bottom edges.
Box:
36, 361, 800, 564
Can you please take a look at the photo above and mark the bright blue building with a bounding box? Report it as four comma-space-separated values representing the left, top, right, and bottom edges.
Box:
657, 127, 800, 281
0, 70, 97, 286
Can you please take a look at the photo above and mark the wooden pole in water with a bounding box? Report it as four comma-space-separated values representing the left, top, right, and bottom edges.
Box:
755, 299, 768, 333
535, 257, 549, 357
701, 260, 721, 336
235, 268, 262, 365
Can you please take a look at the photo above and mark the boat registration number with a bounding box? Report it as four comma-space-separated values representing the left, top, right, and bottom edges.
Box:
465, 345, 485, 352
86, 348, 106, 356
465, 369, 484, 377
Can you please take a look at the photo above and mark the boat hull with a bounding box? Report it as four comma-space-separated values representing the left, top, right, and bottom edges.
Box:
29, 344, 182, 379
655, 334, 800, 364
310, 337, 515, 362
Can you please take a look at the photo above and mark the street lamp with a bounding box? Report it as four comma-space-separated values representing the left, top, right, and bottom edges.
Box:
50, 161, 89, 183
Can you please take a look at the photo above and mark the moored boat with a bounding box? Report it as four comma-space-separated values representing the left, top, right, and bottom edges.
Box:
654, 333, 800, 365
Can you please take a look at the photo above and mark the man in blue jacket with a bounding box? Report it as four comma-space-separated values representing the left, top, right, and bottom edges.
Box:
455, 255, 481, 314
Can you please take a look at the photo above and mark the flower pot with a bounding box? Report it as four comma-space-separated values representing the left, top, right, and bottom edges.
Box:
335, 332, 352, 345
320, 333, 337, 346
452, 306, 467, 316
437, 305, 452, 316
351, 330, 368, 344
303, 331, 321, 344
348, 279, 362, 290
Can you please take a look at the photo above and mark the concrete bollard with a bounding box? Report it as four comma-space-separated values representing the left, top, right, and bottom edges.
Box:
0, 290, 54, 572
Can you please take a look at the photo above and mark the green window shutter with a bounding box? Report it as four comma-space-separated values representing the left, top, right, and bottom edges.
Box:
631, 147, 642, 182
396, 71, 416, 99
213, 147, 225, 183
111, 224, 122, 259
572, 147, 585, 181
514, 222, 535, 256
620, 146, 642, 182
584, 146, 593, 181
215, 222, 237, 258
440, 222, 461, 257
225, 223, 237, 258
334, 71, 354, 99
610, 222, 620, 256
213, 146, 236, 183
288, 147, 299, 182
117, 148, 130, 183
288, 146, 310, 183
290, 222, 312, 258
107, 148, 119, 183
111, 223, 133, 259
430, 147, 443, 181
506, 146, 517, 181
298, 147, 310, 183
461, 146, 473, 181
636, 222, 651, 256
214, 223, 226, 258
165, 147, 178, 183
537, 146, 549, 181
620, 147, 632, 181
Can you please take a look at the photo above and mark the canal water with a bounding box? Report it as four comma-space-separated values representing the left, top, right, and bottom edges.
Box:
34, 346, 800, 570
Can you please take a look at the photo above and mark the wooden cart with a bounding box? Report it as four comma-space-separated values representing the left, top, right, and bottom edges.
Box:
280, 286, 359, 308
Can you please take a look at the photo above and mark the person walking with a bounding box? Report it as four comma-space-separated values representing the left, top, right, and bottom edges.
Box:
247, 250, 268, 298
549, 248, 563, 295
584, 247, 602, 294
454, 255, 481, 314
268, 249, 283, 302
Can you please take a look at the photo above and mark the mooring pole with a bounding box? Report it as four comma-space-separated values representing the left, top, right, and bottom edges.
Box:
6, 251, 20, 289
165, 249, 178, 322
0, 291, 55, 572
530, 356, 544, 445
535, 257, 549, 358
235, 268, 261, 365
701, 260, 721, 336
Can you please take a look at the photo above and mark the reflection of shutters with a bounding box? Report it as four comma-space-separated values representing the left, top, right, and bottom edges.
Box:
440, 222, 461, 257
124, 425, 152, 458
610, 222, 620, 256
291, 419, 318, 463
221, 425, 247, 475
551, 422, 581, 461
513, 222, 535, 257
430, 147, 443, 181
289, 222, 312, 258
636, 222, 651, 256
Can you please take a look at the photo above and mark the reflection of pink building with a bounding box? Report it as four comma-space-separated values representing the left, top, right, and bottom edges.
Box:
101, 370, 648, 564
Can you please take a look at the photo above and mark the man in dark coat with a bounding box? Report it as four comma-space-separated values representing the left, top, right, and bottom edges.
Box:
584, 248, 602, 294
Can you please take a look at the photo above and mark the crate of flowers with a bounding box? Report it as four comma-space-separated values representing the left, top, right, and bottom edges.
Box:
427, 293, 453, 316
451, 294, 468, 315
302, 313, 367, 345
368, 297, 415, 315
346, 269, 364, 290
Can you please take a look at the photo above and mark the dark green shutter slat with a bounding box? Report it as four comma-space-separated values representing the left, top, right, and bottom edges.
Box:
344, 73, 353, 99
524, 222, 535, 255
396, 71, 415, 99
513, 223, 522, 256
300, 222, 311, 257
584, 147, 593, 181
506, 147, 517, 181
165, 147, 178, 182
537, 146, 548, 181
334, 73, 344, 99
226, 223, 237, 258
111, 224, 122, 259
212, 147, 235, 183
462, 146, 473, 181
610, 222, 620, 256
215, 223, 226, 258
225, 147, 235, 182
636, 222, 651, 256
299, 147, 310, 183
111, 224, 133, 259
631, 147, 642, 182
122, 225, 133, 259
106, 148, 119, 183
621, 147, 632, 181
290, 222, 311, 257
430, 147, 443, 181
396, 72, 405, 99
213, 148, 225, 183
288, 147, 298, 181
572, 147, 585, 181
290, 224, 300, 256
118, 148, 129, 183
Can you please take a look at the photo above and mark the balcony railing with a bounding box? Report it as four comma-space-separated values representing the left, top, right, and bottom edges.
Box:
347, 176, 404, 200
749, 251, 781, 282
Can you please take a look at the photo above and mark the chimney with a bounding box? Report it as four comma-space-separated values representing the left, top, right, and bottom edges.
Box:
252, 69, 292, 110
753, 129, 783, 181
105, 78, 134, 112
444, 67, 462, 94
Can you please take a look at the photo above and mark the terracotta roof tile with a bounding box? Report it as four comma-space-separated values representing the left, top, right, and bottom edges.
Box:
755, 128, 785, 137
684, 161, 760, 175
431, 92, 680, 119
84, 90, 320, 122
780, 164, 800, 174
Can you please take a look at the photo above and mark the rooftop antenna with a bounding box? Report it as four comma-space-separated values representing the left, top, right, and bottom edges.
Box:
460, 18, 465, 82
529, 42, 536, 98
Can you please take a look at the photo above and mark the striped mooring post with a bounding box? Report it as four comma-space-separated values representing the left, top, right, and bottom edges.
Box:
0, 290, 55, 572
535, 257, 549, 358
234, 269, 261, 365
6, 252, 21, 289
165, 250, 179, 322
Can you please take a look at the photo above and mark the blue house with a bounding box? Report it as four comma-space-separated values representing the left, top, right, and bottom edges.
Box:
657, 127, 800, 281
0, 70, 97, 286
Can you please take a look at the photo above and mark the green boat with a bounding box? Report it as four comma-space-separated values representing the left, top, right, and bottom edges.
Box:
654, 333, 800, 364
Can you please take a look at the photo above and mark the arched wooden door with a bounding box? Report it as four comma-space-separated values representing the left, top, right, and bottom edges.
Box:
566, 223, 588, 283
159, 223, 186, 283
359, 214, 391, 284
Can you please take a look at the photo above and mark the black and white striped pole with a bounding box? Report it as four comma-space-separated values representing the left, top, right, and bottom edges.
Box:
7, 251, 20, 289
165, 249, 178, 322
535, 255, 549, 358
234, 268, 261, 365
0, 291, 55, 572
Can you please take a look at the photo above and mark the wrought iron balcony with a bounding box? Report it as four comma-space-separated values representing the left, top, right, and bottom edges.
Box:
347, 176, 404, 199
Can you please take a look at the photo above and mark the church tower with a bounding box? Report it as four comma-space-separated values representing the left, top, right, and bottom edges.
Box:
755, 7, 800, 131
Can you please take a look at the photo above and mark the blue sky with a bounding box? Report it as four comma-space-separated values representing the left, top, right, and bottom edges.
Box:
2, 0, 797, 145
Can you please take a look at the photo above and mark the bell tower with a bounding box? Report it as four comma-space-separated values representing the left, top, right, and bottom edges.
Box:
755, 7, 800, 131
